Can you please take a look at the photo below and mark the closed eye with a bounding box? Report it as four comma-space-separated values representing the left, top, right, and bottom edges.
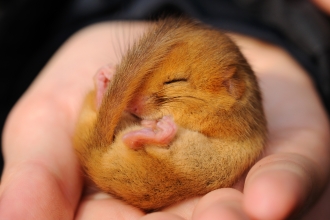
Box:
164, 78, 188, 85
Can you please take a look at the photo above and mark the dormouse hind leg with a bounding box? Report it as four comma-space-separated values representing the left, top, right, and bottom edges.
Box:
122, 116, 177, 150
93, 64, 116, 109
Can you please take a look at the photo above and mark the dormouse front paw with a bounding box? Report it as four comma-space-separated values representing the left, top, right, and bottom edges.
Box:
122, 116, 177, 150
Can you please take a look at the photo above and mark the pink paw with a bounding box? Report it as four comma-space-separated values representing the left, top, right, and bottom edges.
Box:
93, 64, 116, 109
122, 116, 178, 150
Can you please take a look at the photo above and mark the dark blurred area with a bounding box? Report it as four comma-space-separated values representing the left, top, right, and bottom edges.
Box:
0, 0, 329, 175
0, 0, 126, 174
0, 0, 74, 175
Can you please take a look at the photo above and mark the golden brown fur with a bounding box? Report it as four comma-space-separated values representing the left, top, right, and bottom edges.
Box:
73, 18, 267, 211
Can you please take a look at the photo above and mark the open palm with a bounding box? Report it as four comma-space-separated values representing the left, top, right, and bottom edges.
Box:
1, 22, 329, 220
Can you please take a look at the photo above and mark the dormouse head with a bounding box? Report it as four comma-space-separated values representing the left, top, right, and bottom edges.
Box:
127, 28, 255, 124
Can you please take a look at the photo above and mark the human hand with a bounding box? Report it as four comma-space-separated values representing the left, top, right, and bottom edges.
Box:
1, 22, 329, 220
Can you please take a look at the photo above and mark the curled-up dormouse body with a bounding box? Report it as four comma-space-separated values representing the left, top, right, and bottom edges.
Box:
73, 17, 267, 211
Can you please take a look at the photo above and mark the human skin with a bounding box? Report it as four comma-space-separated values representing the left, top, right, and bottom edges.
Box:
312, 0, 330, 14
0, 20, 329, 220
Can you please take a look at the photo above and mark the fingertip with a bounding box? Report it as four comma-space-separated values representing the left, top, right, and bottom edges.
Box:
243, 161, 311, 220
75, 195, 144, 220
194, 203, 249, 220
193, 188, 248, 220
140, 212, 185, 220
0, 163, 77, 219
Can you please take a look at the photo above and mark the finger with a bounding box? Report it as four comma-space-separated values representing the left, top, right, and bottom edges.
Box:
140, 212, 185, 220
75, 192, 144, 220
160, 197, 200, 219
0, 163, 78, 219
192, 188, 249, 220
0, 96, 83, 220
243, 153, 318, 220
0, 83, 85, 219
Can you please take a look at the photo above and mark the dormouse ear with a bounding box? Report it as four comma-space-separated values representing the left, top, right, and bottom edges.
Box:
222, 66, 246, 100
93, 64, 116, 109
